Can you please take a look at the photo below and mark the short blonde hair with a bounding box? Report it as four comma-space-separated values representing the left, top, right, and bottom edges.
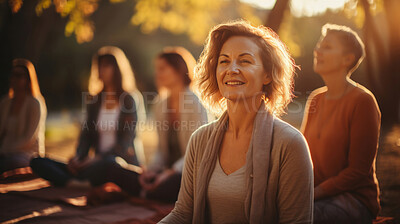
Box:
321, 23, 365, 75
195, 20, 296, 116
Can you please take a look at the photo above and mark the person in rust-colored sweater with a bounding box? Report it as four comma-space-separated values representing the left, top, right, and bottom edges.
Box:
301, 24, 381, 223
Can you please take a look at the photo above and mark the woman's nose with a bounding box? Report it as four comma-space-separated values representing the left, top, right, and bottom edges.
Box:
228, 61, 240, 74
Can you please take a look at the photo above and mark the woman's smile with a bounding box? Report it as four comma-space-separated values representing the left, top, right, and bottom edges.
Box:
216, 36, 269, 101
224, 80, 246, 86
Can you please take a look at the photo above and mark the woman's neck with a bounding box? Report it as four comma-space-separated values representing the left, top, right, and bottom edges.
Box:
226, 97, 262, 139
103, 85, 116, 93
321, 71, 353, 99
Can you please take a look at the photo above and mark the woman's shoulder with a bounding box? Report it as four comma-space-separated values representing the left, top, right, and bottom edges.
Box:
0, 96, 11, 115
152, 88, 199, 106
273, 118, 303, 140
351, 84, 377, 101
190, 119, 218, 142
0, 95, 42, 112
182, 120, 217, 160
183, 88, 204, 107
83, 94, 101, 110
272, 118, 308, 150
307, 86, 327, 101
349, 84, 381, 115
121, 91, 137, 108
184, 88, 197, 97
26, 95, 41, 107
120, 91, 135, 101
0, 95, 11, 104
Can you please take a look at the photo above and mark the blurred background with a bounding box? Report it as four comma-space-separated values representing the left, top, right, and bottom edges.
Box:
0, 0, 399, 219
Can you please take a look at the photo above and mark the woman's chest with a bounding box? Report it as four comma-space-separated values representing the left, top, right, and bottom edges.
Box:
306, 98, 354, 141
218, 133, 251, 175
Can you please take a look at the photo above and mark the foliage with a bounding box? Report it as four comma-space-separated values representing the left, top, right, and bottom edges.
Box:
35, 0, 98, 43
342, 0, 384, 28
7, 0, 264, 45
131, 0, 222, 44
8, 0, 23, 13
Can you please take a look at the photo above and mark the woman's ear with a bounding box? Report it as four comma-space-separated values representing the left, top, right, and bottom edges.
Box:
263, 74, 272, 85
343, 53, 355, 68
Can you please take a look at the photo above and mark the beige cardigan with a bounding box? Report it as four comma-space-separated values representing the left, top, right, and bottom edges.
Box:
160, 107, 313, 224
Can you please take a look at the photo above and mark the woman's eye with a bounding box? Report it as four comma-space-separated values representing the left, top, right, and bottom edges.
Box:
219, 60, 229, 64
321, 44, 331, 49
240, 60, 251, 64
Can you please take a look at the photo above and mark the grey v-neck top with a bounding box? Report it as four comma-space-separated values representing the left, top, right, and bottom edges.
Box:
206, 157, 248, 224
159, 118, 314, 224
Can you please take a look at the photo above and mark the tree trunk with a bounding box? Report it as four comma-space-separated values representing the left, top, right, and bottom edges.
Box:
383, 0, 400, 123
360, 0, 399, 123
264, 0, 290, 32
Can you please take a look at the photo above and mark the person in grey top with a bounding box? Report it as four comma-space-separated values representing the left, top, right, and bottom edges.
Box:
159, 20, 313, 224
0, 59, 47, 174
102, 47, 208, 203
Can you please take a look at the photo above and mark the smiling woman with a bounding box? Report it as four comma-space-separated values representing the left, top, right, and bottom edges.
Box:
216, 36, 271, 105
195, 20, 296, 117
159, 20, 313, 224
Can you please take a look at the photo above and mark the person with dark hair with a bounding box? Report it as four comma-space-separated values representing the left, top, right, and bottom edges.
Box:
103, 47, 208, 203
301, 24, 381, 223
0, 59, 47, 174
30, 46, 146, 187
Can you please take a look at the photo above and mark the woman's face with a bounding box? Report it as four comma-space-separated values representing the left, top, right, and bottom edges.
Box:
155, 58, 182, 89
313, 33, 351, 75
10, 67, 29, 93
98, 58, 116, 88
216, 36, 270, 102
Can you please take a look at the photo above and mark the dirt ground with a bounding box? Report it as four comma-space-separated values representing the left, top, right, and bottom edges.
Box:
376, 124, 400, 221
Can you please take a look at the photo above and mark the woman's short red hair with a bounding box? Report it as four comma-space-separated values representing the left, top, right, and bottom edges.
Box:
195, 20, 297, 116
